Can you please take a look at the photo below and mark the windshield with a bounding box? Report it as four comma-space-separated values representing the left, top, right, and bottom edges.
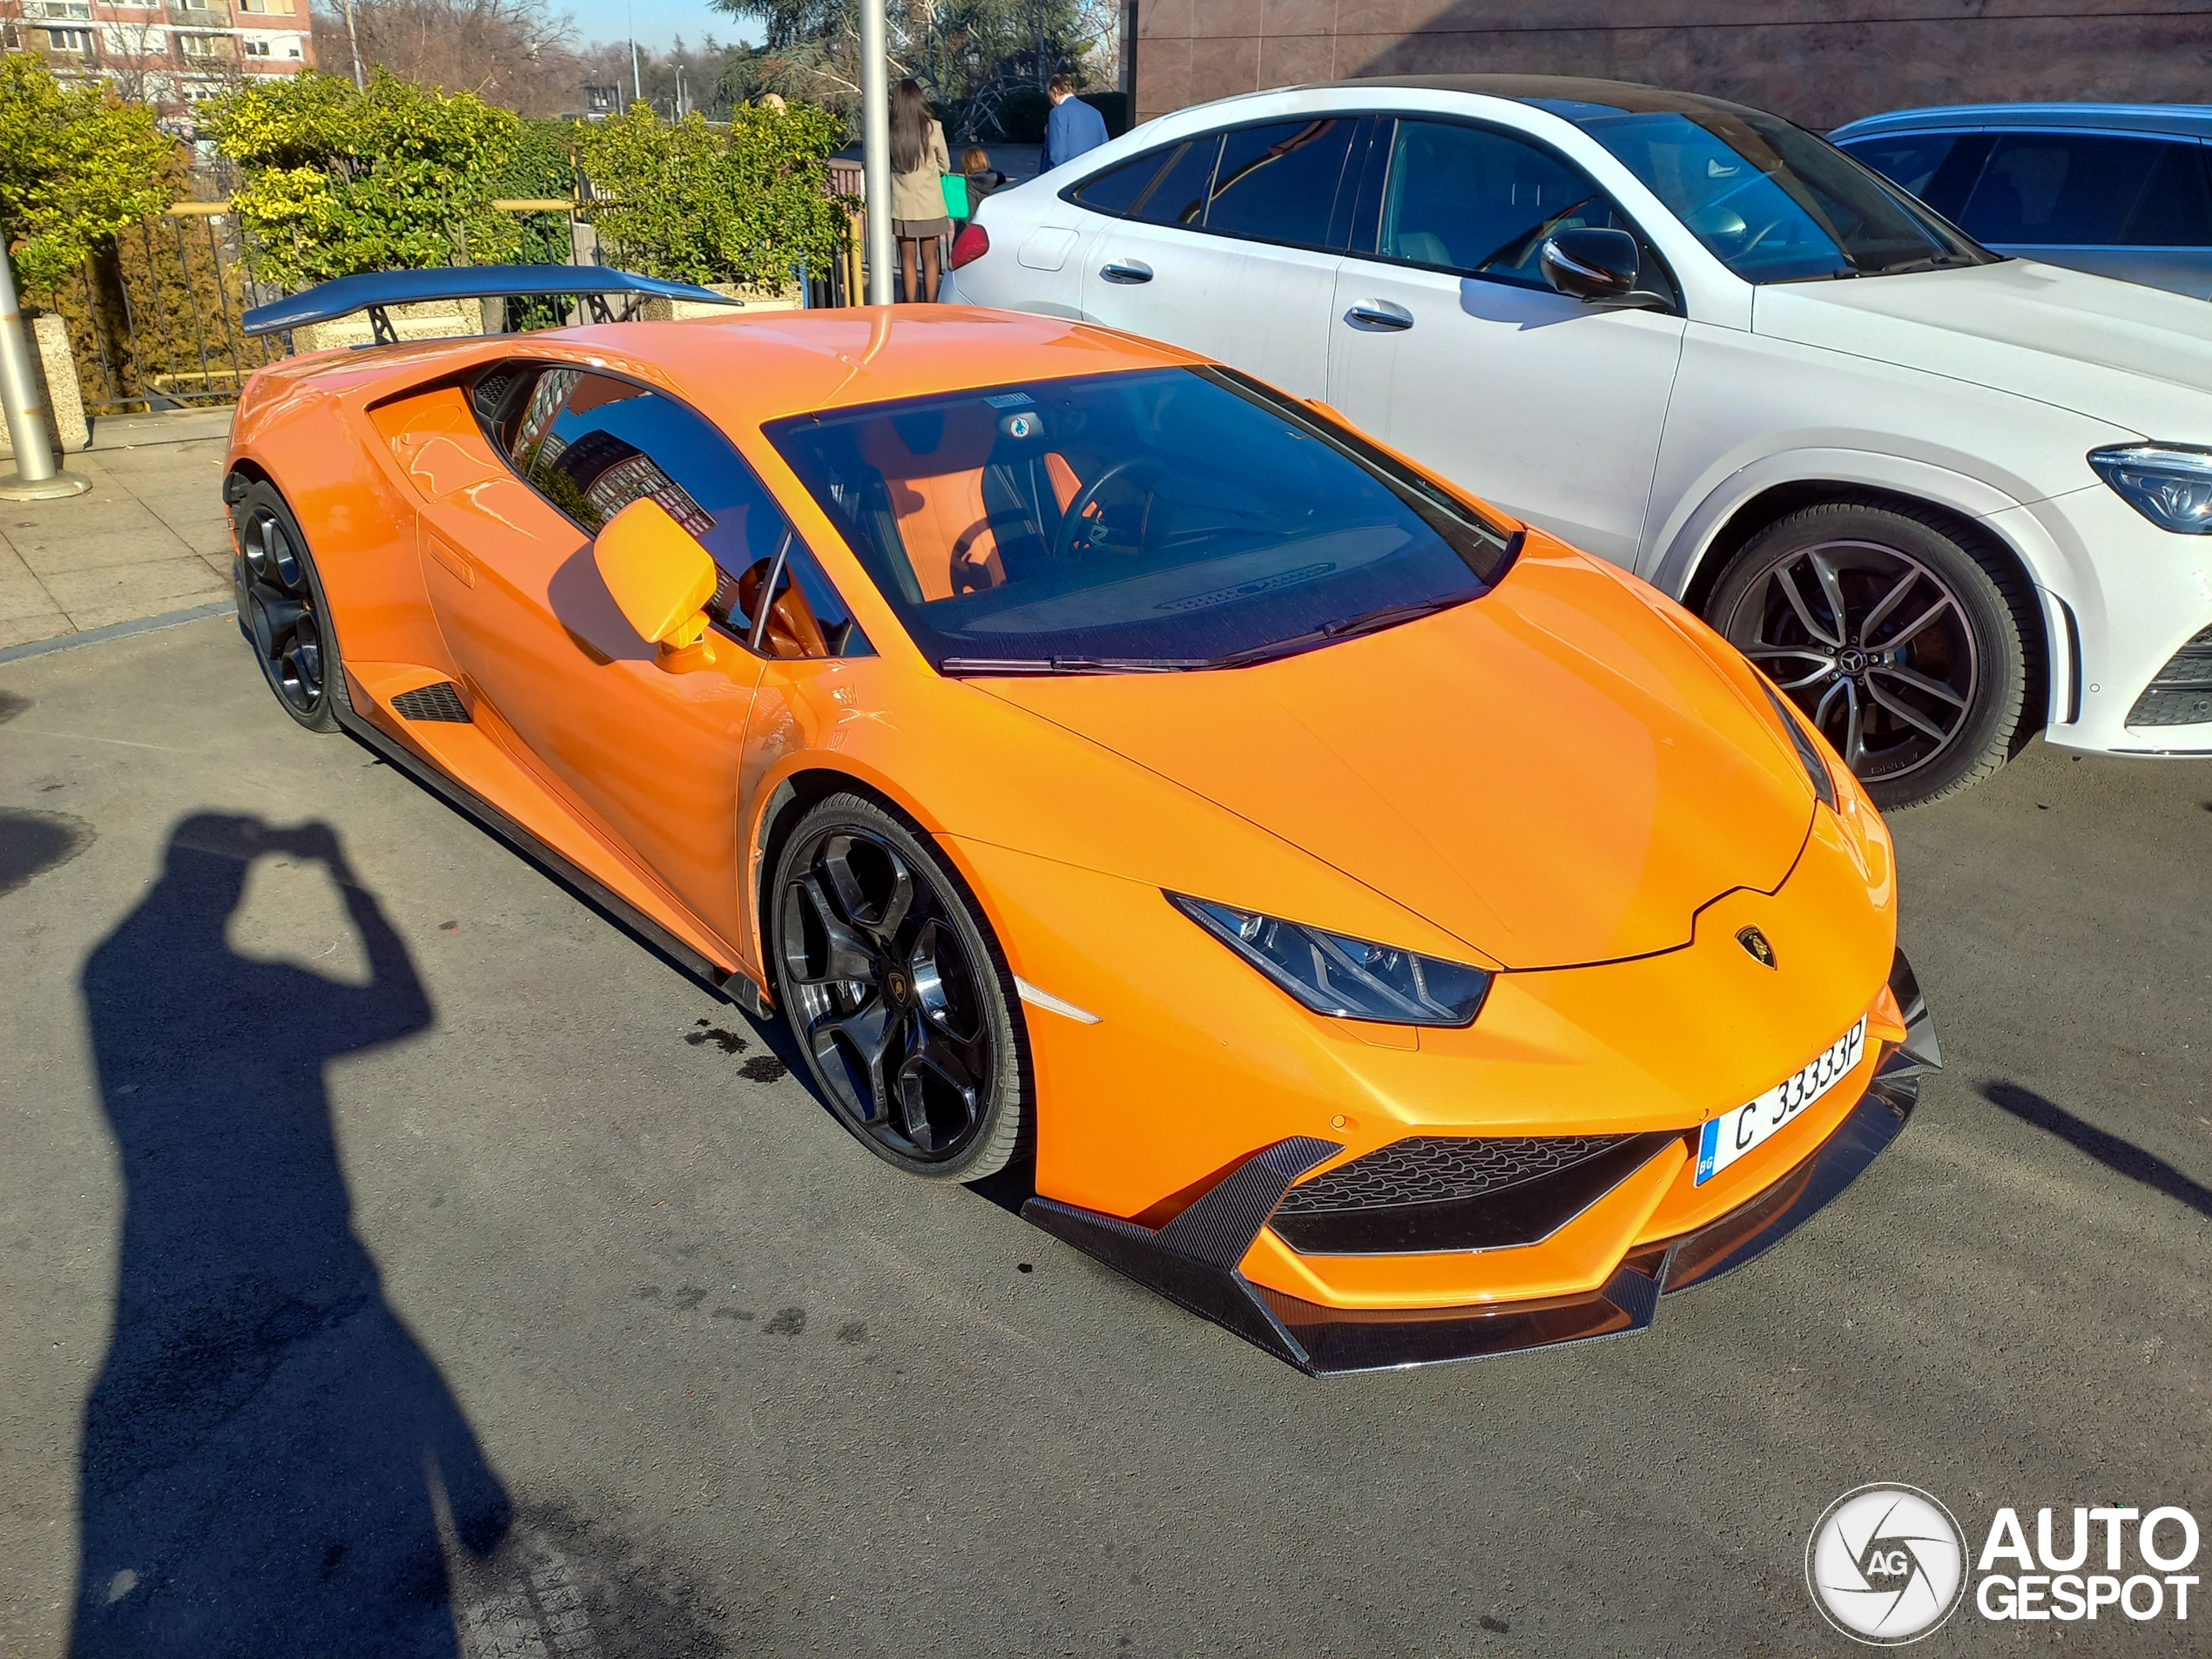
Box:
1548, 102, 1990, 282
765, 368, 1517, 674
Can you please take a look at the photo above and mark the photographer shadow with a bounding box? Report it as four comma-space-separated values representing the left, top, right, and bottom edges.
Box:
71, 814, 509, 1659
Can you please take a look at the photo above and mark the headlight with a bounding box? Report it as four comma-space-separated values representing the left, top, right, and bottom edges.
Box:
1757, 678, 1838, 809
1169, 894, 1492, 1026
2088, 442, 2212, 534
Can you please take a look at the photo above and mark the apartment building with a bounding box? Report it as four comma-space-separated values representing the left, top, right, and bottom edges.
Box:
3, 0, 313, 118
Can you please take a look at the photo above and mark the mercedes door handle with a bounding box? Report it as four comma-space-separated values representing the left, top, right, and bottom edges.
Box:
1100, 260, 1154, 284
1345, 300, 1413, 330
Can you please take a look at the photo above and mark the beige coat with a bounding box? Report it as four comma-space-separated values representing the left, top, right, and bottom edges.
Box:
890, 120, 952, 222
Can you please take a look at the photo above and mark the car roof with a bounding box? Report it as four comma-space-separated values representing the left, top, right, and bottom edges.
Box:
1831, 102, 2212, 141
1301, 73, 1775, 123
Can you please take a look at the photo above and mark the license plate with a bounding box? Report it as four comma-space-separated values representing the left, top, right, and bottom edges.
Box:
1696, 1018, 1867, 1184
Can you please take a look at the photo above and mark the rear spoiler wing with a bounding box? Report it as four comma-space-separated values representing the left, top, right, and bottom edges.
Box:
241, 265, 742, 342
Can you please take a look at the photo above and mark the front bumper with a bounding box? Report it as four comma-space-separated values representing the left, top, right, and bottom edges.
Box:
1990, 487, 2212, 754
1024, 952, 1939, 1375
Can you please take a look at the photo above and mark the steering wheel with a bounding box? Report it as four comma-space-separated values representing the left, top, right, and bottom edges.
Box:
1052, 455, 1172, 563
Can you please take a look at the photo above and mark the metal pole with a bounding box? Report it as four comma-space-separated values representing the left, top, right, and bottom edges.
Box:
0, 253, 89, 499
341, 0, 364, 90
630, 0, 642, 105
859, 0, 894, 305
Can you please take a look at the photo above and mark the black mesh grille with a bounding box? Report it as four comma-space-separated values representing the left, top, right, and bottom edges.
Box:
1274, 1135, 1635, 1216
2127, 626, 2212, 728
392, 682, 469, 723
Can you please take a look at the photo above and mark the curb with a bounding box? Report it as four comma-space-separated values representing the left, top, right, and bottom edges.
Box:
0, 601, 237, 667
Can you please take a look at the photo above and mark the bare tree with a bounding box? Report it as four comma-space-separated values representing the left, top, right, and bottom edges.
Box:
308, 0, 587, 115
102, 17, 180, 115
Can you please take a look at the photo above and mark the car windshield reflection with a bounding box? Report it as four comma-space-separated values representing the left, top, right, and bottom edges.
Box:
1541, 100, 1990, 283
765, 368, 1518, 673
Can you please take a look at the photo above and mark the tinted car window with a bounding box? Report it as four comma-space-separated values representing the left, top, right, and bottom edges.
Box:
482, 365, 864, 657
1131, 136, 1221, 226
1379, 119, 1632, 285
1203, 118, 1359, 247
740, 539, 873, 660
1957, 132, 2212, 246
1835, 132, 1993, 223
765, 368, 1517, 673
1838, 132, 1960, 203
1069, 145, 1175, 217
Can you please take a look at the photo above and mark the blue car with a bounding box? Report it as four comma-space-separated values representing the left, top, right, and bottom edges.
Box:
1831, 103, 2212, 300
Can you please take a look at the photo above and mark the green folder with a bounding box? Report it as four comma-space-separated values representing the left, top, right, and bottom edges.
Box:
941, 174, 969, 219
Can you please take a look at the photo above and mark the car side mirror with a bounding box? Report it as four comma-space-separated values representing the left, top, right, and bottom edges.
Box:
1541, 227, 1654, 307
593, 496, 721, 671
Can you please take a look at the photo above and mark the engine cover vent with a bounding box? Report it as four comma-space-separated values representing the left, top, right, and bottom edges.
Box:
392, 681, 469, 723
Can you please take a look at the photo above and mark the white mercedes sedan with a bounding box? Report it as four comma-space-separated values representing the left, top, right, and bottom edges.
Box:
946, 74, 2212, 806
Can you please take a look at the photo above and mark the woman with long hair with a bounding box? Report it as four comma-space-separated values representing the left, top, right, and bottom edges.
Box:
887, 78, 951, 302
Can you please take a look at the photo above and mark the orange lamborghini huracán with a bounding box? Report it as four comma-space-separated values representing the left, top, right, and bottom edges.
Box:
224, 268, 1939, 1373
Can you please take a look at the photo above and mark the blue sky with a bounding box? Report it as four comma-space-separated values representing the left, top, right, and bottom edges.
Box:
569, 0, 761, 54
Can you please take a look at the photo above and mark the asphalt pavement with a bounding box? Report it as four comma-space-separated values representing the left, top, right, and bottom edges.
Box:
3, 614, 2208, 1656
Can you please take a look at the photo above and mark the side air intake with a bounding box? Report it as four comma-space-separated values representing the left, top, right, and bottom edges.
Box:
392, 682, 470, 723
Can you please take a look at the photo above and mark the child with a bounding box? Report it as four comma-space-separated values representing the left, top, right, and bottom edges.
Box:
959, 146, 1011, 228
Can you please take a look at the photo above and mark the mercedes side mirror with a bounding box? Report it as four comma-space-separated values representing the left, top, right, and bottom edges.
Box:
1540, 228, 1642, 303
593, 496, 722, 672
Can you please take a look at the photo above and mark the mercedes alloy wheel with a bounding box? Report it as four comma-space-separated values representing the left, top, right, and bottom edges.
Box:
1708, 500, 2030, 809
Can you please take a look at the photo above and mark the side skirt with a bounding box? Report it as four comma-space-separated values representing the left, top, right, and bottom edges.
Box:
334, 699, 772, 1016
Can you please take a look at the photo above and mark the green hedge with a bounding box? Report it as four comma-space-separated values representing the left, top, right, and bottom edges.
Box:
0, 56, 179, 292
212, 71, 529, 289
577, 101, 850, 287
212, 72, 851, 293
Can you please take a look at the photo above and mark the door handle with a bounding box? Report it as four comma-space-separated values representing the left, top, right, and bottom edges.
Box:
1345, 301, 1413, 331
1099, 260, 1154, 285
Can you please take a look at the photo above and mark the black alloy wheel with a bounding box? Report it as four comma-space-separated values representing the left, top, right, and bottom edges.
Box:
771, 793, 1025, 1179
1707, 500, 2030, 809
233, 482, 343, 734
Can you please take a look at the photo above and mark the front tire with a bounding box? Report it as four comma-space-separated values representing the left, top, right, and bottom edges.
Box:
1704, 499, 2033, 809
769, 792, 1027, 1180
232, 481, 346, 734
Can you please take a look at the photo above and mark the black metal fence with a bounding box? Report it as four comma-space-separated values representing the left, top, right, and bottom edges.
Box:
39, 205, 280, 415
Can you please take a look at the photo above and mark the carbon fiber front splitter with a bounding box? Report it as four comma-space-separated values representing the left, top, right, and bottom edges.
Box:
1022, 951, 1939, 1375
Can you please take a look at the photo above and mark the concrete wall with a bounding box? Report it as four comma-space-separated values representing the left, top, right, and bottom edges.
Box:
1133, 2, 2212, 132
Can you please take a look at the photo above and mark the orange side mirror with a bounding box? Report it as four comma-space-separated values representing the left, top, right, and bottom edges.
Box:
593, 497, 719, 671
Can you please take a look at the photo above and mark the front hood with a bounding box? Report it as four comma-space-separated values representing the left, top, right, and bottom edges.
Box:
1754, 259, 2212, 437
976, 539, 1813, 969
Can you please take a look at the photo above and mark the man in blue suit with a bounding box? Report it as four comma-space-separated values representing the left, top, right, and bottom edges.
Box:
1042, 74, 1109, 172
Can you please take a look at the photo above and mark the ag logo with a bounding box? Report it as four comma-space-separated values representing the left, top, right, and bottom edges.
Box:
1807, 1485, 1968, 1644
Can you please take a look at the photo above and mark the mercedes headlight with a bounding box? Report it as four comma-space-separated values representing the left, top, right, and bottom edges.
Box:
2088, 443, 2212, 534
1170, 894, 1492, 1026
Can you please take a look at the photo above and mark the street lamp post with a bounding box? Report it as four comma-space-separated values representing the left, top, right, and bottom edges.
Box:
860, 0, 894, 304
0, 253, 90, 501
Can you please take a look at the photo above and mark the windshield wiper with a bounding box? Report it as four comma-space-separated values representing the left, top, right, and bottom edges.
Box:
940, 655, 1206, 675
1858, 252, 1975, 277
1206, 594, 1475, 671
940, 596, 1481, 679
